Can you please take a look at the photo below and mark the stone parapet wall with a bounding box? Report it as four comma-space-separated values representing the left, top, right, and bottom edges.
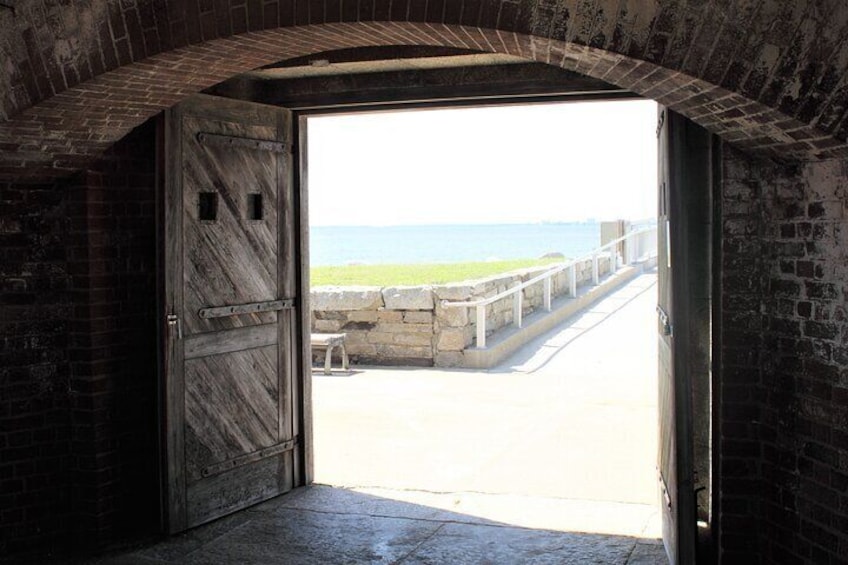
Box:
311, 256, 611, 368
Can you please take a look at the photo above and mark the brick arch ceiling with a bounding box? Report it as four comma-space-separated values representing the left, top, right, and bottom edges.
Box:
2, 1, 848, 181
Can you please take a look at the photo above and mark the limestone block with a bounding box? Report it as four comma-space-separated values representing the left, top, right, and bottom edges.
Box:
313, 310, 346, 320
347, 343, 377, 356
313, 319, 343, 332
394, 333, 433, 347
311, 286, 383, 311
437, 328, 469, 351
347, 310, 379, 323
382, 286, 434, 310
342, 320, 377, 331
376, 310, 404, 323
376, 344, 433, 359
366, 332, 396, 345
403, 311, 433, 324
433, 284, 474, 301
343, 331, 369, 345
435, 352, 465, 368
435, 302, 468, 327
376, 322, 431, 334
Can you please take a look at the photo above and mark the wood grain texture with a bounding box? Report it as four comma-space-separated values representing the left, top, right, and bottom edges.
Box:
164, 103, 188, 533
164, 94, 299, 533
184, 345, 280, 482
182, 116, 279, 335
184, 324, 277, 360
186, 455, 291, 527
294, 113, 313, 485
658, 108, 700, 565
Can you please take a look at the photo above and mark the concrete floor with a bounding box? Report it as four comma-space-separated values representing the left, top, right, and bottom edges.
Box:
75, 272, 666, 564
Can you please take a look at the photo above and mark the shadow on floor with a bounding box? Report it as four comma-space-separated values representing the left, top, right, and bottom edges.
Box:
65, 485, 666, 564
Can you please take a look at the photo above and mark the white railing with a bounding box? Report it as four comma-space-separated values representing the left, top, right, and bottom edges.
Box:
441, 226, 658, 349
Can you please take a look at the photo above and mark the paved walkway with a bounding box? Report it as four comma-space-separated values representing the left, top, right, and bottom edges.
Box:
75, 272, 666, 564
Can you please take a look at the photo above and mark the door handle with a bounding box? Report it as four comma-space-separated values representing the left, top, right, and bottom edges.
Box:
167, 313, 182, 340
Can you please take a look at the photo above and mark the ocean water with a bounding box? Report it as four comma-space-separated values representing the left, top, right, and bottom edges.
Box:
310, 222, 601, 266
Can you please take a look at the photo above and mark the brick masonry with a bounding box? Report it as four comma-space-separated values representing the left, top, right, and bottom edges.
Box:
1, 1, 848, 562
65, 120, 159, 549
720, 146, 848, 564
0, 177, 72, 556
3, 2, 848, 180
0, 120, 158, 556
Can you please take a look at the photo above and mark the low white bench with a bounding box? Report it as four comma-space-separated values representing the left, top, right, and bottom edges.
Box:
311, 333, 349, 375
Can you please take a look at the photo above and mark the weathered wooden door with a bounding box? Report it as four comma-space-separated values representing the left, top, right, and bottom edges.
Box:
163, 94, 305, 533
657, 107, 714, 564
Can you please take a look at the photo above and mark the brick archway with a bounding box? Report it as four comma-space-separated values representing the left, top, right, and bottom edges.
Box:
1, 19, 847, 182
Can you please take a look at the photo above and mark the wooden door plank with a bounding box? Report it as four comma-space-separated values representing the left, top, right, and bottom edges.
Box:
164, 102, 188, 534
184, 324, 278, 359
186, 455, 287, 526
295, 113, 313, 486
164, 94, 301, 533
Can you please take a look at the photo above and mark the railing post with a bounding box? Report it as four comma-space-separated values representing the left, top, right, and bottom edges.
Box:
513, 285, 523, 328
592, 253, 599, 285
543, 277, 552, 311
476, 304, 486, 349
610, 248, 617, 274
569, 264, 577, 297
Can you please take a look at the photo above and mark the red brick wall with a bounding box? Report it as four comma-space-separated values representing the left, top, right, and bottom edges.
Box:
3, 12, 848, 183
0, 179, 72, 556
66, 119, 159, 549
0, 120, 159, 557
3, 0, 848, 153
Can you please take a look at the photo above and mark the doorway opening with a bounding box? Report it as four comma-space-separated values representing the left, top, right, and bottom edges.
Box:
153, 49, 716, 564
304, 99, 665, 555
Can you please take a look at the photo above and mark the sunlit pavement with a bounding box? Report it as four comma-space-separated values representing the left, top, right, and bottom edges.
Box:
74, 272, 665, 564
312, 271, 664, 554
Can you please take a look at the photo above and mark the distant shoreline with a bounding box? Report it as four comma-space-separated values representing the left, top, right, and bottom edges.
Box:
311, 221, 602, 267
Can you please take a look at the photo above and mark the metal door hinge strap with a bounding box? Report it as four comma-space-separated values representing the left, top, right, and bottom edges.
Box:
197, 132, 288, 154
199, 298, 295, 319
200, 437, 298, 478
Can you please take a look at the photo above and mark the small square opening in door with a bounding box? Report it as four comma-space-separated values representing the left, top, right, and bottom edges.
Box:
198, 192, 218, 221
248, 193, 263, 221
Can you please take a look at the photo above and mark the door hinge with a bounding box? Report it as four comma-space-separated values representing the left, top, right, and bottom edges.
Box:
198, 298, 295, 319
167, 313, 182, 340
196, 132, 289, 154
657, 305, 672, 336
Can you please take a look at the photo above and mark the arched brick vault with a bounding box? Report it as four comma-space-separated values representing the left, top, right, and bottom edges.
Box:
2, 1, 848, 181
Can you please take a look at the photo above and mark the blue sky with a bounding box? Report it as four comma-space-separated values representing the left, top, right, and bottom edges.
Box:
307, 99, 658, 226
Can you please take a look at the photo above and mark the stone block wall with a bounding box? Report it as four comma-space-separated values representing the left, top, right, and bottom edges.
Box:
311, 256, 611, 368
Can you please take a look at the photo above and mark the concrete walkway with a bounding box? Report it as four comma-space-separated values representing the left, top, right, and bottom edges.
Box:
74, 272, 666, 564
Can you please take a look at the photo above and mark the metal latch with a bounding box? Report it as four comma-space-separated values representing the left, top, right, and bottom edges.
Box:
656, 305, 672, 336
167, 313, 182, 340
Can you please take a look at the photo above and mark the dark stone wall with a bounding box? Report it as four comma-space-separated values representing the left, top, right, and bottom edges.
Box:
0, 178, 72, 556
2, 0, 848, 144
0, 120, 159, 558
1, 1, 847, 182
65, 119, 159, 549
720, 146, 848, 564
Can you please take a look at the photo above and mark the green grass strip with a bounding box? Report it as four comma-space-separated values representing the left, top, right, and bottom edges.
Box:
311, 258, 562, 287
